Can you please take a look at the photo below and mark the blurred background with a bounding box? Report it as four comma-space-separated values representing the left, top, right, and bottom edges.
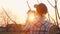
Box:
0, 0, 60, 33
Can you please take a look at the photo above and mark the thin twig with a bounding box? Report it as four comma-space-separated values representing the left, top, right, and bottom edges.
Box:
47, 0, 55, 8
56, 6, 60, 19
2, 8, 17, 24
2, 7, 21, 31
48, 13, 56, 24
55, 0, 59, 28
26, 0, 31, 10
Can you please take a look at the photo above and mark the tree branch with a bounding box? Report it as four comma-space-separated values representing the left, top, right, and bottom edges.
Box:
2, 8, 17, 24
26, 0, 31, 10
47, 0, 55, 8
56, 7, 60, 19
48, 13, 56, 24
2, 8, 22, 31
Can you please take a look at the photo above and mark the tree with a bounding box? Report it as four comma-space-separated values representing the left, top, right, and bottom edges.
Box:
47, 0, 60, 34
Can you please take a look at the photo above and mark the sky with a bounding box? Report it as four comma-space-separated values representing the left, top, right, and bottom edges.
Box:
0, 0, 60, 25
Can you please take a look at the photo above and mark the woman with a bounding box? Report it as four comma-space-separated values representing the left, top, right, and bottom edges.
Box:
33, 3, 50, 34
24, 3, 50, 34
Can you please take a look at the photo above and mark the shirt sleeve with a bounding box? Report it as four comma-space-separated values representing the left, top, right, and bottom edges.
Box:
44, 21, 50, 31
23, 23, 30, 31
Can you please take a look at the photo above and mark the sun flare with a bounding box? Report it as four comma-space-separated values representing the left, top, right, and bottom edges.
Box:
0, 0, 60, 25
28, 12, 35, 22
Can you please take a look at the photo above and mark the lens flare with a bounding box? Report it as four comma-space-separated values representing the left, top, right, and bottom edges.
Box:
28, 11, 35, 22
29, 13, 35, 21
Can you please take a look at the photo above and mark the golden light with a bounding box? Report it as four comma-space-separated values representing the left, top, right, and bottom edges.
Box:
1, 0, 28, 25
28, 12, 35, 22
27, 11, 36, 25
0, 0, 60, 25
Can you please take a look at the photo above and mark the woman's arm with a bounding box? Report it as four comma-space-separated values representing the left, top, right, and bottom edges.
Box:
23, 23, 30, 31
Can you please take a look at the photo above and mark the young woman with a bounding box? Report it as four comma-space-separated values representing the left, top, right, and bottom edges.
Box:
23, 3, 50, 34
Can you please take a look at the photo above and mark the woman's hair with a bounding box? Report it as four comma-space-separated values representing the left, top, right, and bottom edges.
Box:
34, 3, 48, 15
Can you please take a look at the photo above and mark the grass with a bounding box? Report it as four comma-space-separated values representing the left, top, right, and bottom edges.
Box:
0, 32, 29, 34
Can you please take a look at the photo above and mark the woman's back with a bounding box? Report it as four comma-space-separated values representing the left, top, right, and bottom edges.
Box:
29, 16, 50, 34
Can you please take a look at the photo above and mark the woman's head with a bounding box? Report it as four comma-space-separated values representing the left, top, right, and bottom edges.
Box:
34, 3, 48, 16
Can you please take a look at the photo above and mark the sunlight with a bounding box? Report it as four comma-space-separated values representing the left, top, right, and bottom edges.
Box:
0, 0, 60, 25
28, 12, 35, 22
1, 0, 28, 25
29, 14, 35, 21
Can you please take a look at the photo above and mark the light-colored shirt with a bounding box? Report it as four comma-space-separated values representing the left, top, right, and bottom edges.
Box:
24, 16, 50, 34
